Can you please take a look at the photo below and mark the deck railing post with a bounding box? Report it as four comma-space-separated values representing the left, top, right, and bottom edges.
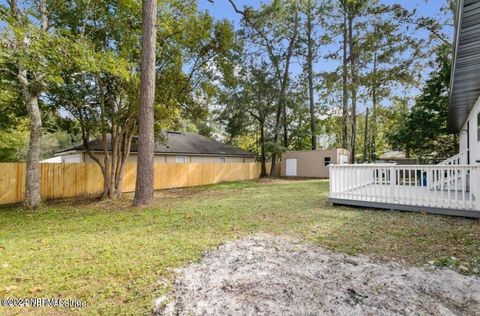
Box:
471, 167, 480, 211
390, 166, 396, 203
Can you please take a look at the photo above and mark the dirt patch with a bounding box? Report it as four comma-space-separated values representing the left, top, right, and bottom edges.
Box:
154, 234, 480, 316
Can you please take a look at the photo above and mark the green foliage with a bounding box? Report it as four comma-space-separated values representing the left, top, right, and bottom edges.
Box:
0, 0, 237, 163
0, 77, 24, 130
0, 118, 29, 162
388, 44, 455, 159
217, 60, 279, 157
0, 0, 458, 164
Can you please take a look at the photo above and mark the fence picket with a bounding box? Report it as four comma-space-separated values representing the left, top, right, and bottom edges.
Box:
0, 162, 271, 205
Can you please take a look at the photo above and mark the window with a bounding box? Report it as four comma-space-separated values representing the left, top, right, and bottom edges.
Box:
219, 157, 226, 163
176, 156, 186, 163
324, 157, 331, 166
477, 112, 480, 141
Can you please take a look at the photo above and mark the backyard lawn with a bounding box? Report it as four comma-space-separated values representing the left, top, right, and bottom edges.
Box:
0, 179, 479, 315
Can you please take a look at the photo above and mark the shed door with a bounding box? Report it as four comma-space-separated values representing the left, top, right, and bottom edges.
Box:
285, 159, 297, 176
339, 154, 349, 164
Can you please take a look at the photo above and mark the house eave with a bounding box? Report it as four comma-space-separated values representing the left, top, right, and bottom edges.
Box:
55, 150, 256, 158
448, 0, 480, 133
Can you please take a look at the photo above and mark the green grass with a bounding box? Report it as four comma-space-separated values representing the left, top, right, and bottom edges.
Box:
0, 179, 479, 315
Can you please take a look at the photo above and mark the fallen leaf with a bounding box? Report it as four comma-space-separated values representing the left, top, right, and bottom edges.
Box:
4, 285, 18, 292
0, 245, 5, 251
29, 286, 42, 294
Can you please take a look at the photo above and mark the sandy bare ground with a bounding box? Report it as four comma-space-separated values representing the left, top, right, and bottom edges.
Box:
153, 234, 480, 316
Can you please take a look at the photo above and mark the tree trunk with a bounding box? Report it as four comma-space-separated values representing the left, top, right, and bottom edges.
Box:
114, 126, 134, 197
102, 133, 112, 198
12, 0, 46, 209
371, 50, 378, 161
271, 31, 297, 175
306, 0, 317, 150
348, 15, 357, 164
259, 119, 267, 177
282, 99, 288, 148
363, 107, 369, 162
82, 120, 134, 199
134, 0, 157, 207
109, 127, 119, 199
341, 14, 349, 150
270, 105, 282, 177
24, 89, 42, 209
280, 7, 299, 150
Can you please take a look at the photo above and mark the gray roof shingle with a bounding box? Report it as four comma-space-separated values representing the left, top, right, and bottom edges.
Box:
56, 132, 256, 157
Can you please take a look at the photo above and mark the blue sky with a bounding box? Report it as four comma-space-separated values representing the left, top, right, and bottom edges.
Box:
198, 0, 445, 25
197, 0, 453, 112
1, 0, 453, 113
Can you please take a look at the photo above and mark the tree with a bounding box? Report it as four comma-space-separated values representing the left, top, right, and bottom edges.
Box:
340, 3, 349, 151
361, 5, 422, 161
219, 61, 278, 177
49, 0, 235, 200
51, 70, 137, 199
305, 0, 316, 149
134, 0, 157, 207
227, 0, 301, 176
333, 0, 369, 162
45, 0, 140, 199
388, 45, 455, 160
1, 0, 49, 208
323, 1, 425, 162
345, 0, 369, 164
0, 0, 87, 208
300, 0, 330, 150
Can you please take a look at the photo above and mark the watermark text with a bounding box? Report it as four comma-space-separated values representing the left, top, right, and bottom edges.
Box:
1, 298, 86, 308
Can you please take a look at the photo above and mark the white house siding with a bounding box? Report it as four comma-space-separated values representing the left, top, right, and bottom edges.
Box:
459, 96, 480, 165
190, 156, 251, 163
61, 153, 84, 163
41, 156, 63, 163
65, 152, 255, 164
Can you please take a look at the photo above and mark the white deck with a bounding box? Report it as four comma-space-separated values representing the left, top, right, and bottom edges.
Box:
335, 184, 475, 209
329, 164, 480, 217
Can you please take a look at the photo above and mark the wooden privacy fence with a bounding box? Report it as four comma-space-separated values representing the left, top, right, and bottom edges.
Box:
0, 162, 273, 205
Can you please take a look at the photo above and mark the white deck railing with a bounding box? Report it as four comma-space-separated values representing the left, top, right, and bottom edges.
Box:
438, 149, 469, 165
329, 164, 480, 211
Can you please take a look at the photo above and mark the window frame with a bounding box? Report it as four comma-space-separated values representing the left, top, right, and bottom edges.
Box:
324, 157, 332, 166
176, 155, 187, 163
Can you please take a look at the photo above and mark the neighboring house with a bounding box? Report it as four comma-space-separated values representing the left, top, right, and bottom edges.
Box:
281, 148, 349, 178
375, 151, 418, 165
54, 131, 256, 163
40, 156, 62, 163
328, 0, 480, 218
